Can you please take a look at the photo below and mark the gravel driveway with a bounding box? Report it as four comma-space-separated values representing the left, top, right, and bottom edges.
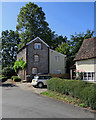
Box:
15, 82, 47, 94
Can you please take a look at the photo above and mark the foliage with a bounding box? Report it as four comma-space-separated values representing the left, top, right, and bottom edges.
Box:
13, 58, 27, 73
2, 67, 16, 79
11, 76, 21, 82
16, 2, 53, 48
74, 70, 84, 80
16, 2, 67, 49
47, 78, 96, 109
1, 30, 20, 68
41, 90, 80, 105
55, 30, 94, 72
0, 75, 8, 83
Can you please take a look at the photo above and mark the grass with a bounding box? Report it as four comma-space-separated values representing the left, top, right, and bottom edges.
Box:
41, 90, 82, 106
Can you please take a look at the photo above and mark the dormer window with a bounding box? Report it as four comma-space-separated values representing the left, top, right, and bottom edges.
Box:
34, 43, 41, 49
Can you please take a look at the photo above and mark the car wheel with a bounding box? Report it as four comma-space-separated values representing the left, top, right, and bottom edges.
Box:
38, 82, 43, 88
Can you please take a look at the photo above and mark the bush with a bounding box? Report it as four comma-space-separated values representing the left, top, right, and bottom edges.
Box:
0, 75, 7, 83
2, 67, 16, 79
47, 78, 96, 110
11, 76, 21, 82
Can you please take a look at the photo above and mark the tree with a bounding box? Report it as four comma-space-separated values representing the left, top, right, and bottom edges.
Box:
13, 57, 27, 73
2, 30, 20, 68
16, 2, 67, 49
16, 2, 55, 49
55, 30, 94, 73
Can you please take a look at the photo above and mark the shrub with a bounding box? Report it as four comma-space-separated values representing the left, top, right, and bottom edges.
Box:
0, 75, 7, 83
13, 58, 27, 73
74, 70, 84, 80
47, 78, 96, 110
2, 67, 16, 79
11, 76, 21, 82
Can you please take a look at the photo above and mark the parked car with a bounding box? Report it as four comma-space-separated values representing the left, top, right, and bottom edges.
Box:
31, 75, 52, 88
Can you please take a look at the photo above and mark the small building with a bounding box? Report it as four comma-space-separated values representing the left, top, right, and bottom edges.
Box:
74, 37, 96, 82
17, 37, 66, 81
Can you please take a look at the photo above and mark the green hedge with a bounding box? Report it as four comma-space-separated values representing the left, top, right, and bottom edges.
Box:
11, 76, 21, 82
2, 67, 16, 79
47, 78, 96, 110
0, 75, 8, 83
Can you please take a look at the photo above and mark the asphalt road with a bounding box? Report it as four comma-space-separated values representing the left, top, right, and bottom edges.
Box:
2, 83, 95, 118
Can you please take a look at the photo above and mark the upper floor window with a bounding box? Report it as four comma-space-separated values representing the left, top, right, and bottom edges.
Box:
55, 56, 60, 62
34, 43, 41, 49
34, 55, 39, 62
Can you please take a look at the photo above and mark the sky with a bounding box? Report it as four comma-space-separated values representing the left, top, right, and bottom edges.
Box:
1, 2, 94, 39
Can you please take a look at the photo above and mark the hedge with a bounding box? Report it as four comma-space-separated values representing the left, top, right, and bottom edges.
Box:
0, 75, 8, 83
11, 76, 21, 82
47, 78, 96, 110
2, 67, 16, 79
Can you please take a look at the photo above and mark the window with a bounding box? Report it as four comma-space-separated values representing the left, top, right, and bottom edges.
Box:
55, 56, 60, 62
34, 55, 39, 62
34, 43, 41, 49
39, 76, 45, 79
44, 76, 52, 79
83, 72, 95, 81
32, 68, 37, 74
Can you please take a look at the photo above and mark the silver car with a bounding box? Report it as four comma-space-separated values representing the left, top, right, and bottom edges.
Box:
32, 75, 52, 88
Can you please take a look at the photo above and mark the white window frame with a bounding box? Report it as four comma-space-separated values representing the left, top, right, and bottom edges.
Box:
34, 55, 39, 62
83, 72, 95, 81
55, 56, 60, 62
34, 43, 41, 50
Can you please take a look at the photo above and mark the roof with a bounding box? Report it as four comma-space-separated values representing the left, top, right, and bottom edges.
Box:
26, 37, 49, 47
17, 37, 49, 53
74, 37, 96, 61
50, 49, 66, 57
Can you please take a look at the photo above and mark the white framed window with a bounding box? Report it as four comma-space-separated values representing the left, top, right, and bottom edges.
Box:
32, 68, 37, 74
34, 55, 39, 62
34, 43, 41, 49
55, 56, 60, 62
83, 72, 95, 81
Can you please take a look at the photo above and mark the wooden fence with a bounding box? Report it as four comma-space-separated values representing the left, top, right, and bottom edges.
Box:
49, 73, 70, 79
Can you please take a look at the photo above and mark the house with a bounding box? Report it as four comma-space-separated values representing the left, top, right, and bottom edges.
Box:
74, 37, 96, 82
17, 37, 66, 81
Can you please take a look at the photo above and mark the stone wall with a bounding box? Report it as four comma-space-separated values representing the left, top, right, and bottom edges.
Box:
26, 38, 49, 80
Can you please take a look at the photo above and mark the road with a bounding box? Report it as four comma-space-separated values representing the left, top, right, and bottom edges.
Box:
2, 83, 95, 118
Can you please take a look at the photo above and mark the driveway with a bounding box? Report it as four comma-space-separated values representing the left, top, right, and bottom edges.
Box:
2, 81, 95, 118
16, 82, 47, 94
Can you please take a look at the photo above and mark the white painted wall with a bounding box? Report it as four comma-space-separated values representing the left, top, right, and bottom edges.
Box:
76, 58, 96, 72
49, 49, 66, 74
76, 58, 96, 81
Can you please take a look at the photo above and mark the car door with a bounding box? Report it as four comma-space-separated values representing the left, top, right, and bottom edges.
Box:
44, 76, 50, 85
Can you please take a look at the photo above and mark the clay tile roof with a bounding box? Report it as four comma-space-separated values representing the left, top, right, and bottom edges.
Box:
74, 37, 96, 61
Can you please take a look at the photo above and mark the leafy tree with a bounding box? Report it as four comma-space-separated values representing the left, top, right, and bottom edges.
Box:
16, 2, 67, 49
16, 2, 55, 48
1, 30, 20, 68
55, 30, 94, 73
52, 35, 67, 49
13, 57, 27, 73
